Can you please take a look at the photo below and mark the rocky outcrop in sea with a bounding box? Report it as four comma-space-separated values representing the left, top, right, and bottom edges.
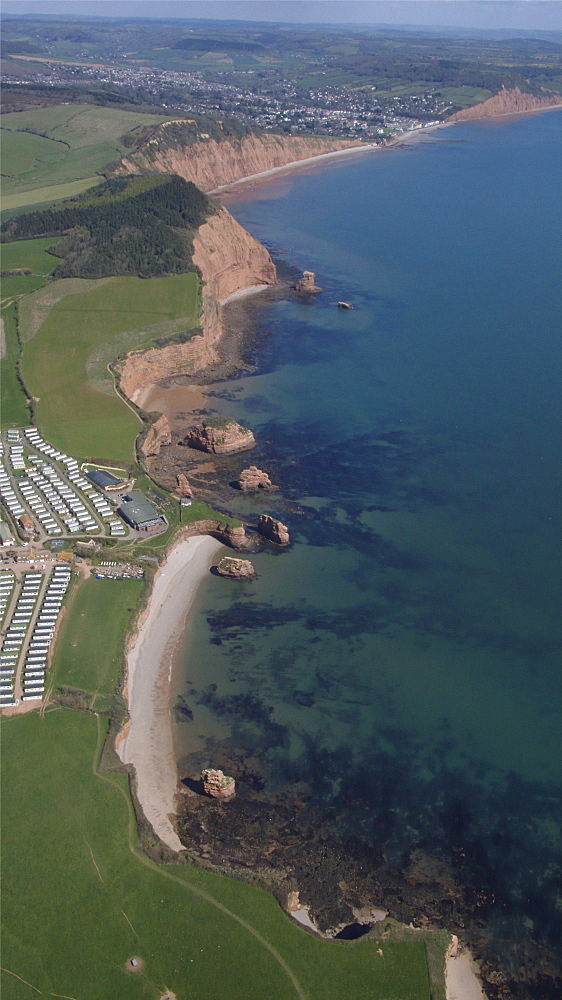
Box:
258, 514, 290, 546
181, 418, 256, 455
237, 466, 275, 492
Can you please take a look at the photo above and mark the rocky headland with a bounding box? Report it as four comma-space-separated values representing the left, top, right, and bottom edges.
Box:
116, 205, 276, 404
447, 86, 562, 122
179, 519, 248, 550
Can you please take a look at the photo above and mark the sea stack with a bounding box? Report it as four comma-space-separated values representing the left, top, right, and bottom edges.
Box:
175, 473, 193, 498
258, 514, 290, 546
201, 768, 236, 800
238, 465, 275, 492
216, 556, 256, 580
295, 270, 323, 293
181, 418, 256, 455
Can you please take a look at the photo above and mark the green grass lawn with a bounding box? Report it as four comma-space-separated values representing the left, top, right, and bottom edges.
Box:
1, 709, 434, 1000
0, 303, 30, 426
52, 576, 145, 697
21, 272, 199, 461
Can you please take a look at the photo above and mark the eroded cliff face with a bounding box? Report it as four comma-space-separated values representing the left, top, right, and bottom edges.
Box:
116, 206, 276, 402
192, 207, 276, 334
448, 87, 562, 122
113, 132, 359, 192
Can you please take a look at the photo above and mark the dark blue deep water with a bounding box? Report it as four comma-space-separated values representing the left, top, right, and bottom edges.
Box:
175, 112, 562, 986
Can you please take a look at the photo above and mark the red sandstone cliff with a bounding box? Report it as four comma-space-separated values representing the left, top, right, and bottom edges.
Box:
112, 131, 360, 192
448, 87, 562, 122
116, 206, 276, 402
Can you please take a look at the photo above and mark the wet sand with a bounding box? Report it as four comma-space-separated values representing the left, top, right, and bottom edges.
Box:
117, 535, 223, 851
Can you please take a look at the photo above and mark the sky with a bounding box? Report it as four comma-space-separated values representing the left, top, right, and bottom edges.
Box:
1, 1, 561, 31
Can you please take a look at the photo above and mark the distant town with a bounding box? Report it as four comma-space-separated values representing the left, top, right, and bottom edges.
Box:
6, 58, 447, 140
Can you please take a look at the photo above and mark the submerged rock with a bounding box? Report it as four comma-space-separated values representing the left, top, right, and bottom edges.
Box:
181, 418, 256, 455
216, 556, 255, 580
201, 768, 236, 800
258, 514, 290, 546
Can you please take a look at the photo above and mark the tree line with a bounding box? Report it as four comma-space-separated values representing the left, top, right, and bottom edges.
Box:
0, 175, 217, 279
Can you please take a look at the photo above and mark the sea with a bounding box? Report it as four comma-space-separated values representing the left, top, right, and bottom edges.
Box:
171, 110, 562, 992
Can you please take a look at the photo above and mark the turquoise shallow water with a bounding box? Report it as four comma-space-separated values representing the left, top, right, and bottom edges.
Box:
174, 112, 562, 977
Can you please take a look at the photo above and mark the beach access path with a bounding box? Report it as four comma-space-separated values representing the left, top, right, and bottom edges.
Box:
117, 535, 223, 851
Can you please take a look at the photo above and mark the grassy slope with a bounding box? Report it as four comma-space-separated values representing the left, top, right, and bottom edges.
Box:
1, 710, 432, 1000
1, 238, 62, 425
1, 176, 103, 214
0, 235, 59, 301
0, 303, 29, 425
20, 272, 198, 461
0, 104, 170, 210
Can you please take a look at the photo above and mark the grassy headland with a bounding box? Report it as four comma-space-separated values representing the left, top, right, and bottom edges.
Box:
20, 271, 199, 461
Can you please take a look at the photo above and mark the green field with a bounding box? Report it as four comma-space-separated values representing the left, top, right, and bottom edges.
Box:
0, 303, 29, 425
52, 576, 145, 700
437, 86, 493, 107
0, 103, 170, 209
1, 176, 102, 214
1, 235, 59, 301
20, 272, 199, 461
1, 708, 435, 1000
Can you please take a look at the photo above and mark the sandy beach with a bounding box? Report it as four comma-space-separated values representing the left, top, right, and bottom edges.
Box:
117, 535, 224, 851
447, 950, 488, 1000
209, 141, 379, 195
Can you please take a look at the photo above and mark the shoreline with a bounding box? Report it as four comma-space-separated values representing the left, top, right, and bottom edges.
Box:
116, 534, 224, 852
112, 107, 562, 996
209, 140, 380, 195
211, 102, 562, 200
